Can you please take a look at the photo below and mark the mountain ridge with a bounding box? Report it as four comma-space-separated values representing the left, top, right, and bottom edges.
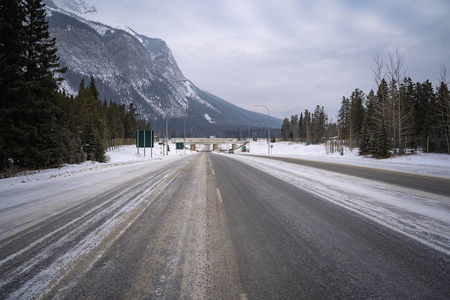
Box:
44, 0, 282, 135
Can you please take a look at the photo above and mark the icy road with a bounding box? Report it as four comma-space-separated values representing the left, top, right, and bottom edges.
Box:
0, 152, 449, 299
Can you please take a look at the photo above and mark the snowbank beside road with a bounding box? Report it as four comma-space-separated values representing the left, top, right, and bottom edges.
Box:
1, 140, 449, 190
224, 141, 450, 254
0, 142, 192, 189
240, 141, 450, 178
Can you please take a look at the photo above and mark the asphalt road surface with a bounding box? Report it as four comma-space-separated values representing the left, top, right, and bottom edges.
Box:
251, 154, 450, 196
1, 152, 448, 299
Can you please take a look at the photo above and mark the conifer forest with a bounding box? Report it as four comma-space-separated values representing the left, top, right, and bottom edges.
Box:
0, 0, 149, 172
281, 52, 450, 159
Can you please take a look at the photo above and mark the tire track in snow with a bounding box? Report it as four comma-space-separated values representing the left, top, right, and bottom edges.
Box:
0, 158, 192, 299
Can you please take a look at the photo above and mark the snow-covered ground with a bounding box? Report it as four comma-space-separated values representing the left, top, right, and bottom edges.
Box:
0, 142, 190, 188
239, 140, 450, 178
2, 140, 448, 188
224, 140, 450, 255
1, 140, 449, 255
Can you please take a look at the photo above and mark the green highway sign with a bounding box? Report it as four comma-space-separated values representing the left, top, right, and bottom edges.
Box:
176, 142, 184, 150
137, 130, 154, 148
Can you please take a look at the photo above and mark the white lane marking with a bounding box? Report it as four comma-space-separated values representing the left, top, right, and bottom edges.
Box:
212, 169, 215, 175
216, 188, 223, 203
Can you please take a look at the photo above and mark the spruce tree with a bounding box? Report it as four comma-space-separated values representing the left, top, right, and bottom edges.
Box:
280, 118, 290, 141
373, 119, 390, 158
0, 0, 27, 170
19, 0, 68, 168
76, 76, 106, 162
0, 0, 71, 170
436, 81, 450, 153
338, 96, 350, 142
298, 113, 304, 141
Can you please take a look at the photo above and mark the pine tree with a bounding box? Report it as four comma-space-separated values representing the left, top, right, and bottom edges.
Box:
311, 105, 327, 144
373, 119, 390, 158
363, 90, 377, 155
366, 79, 392, 156
349, 89, 365, 148
397, 77, 414, 153
280, 118, 290, 141
436, 81, 450, 153
0, 0, 27, 169
75, 76, 106, 162
289, 114, 299, 141
22, 0, 68, 167
338, 96, 350, 142
359, 118, 371, 155
304, 109, 311, 142
298, 113, 304, 142
1, 0, 69, 170
413, 80, 435, 151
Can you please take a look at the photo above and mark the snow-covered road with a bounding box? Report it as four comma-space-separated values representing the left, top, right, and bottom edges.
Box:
0, 155, 190, 298
226, 153, 450, 255
1, 142, 449, 298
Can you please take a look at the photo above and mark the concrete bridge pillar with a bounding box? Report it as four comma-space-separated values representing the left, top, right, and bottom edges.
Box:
213, 144, 218, 151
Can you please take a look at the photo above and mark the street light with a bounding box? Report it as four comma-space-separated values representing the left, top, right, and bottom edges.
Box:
165, 116, 169, 156
255, 104, 270, 155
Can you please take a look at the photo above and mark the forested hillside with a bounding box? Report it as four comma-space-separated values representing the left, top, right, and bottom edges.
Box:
0, 0, 147, 172
281, 52, 450, 158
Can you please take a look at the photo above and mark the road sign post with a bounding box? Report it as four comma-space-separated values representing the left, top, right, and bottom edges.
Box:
176, 142, 184, 154
136, 130, 154, 157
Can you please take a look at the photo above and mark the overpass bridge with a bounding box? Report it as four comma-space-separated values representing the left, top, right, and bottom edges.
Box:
170, 138, 248, 151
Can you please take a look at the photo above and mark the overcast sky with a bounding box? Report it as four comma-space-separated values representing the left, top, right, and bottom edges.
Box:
87, 0, 449, 119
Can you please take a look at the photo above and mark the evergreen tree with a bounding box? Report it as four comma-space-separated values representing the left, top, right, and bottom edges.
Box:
413, 80, 435, 151
363, 90, 377, 155
280, 118, 290, 141
289, 114, 299, 141
338, 96, 350, 142
303, 109, 311, 142
311, 105, 327, 143
0, 0, 27, 169
75, 76, 106, 162
298, 113, 304, 141
367, 79, 392, 156
349, 89, 365, 148
372, 119, 390, 158
436, 81, 450, 153
1, 0, 68, 170
397, 77, 415, 153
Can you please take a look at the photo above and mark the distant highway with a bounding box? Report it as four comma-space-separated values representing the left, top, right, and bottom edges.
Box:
1, 153, 448, 299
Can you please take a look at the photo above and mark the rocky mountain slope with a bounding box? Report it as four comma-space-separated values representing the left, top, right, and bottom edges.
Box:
44, 0, 281, 135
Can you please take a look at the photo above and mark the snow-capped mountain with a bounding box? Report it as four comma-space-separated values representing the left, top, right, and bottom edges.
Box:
49, 0, 97, 15
44, 0, 281, 134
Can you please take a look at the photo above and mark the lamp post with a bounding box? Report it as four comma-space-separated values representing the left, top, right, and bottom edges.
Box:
184, 117, 187, 154
165, 116, 169, 156
255, 104, 270, 155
